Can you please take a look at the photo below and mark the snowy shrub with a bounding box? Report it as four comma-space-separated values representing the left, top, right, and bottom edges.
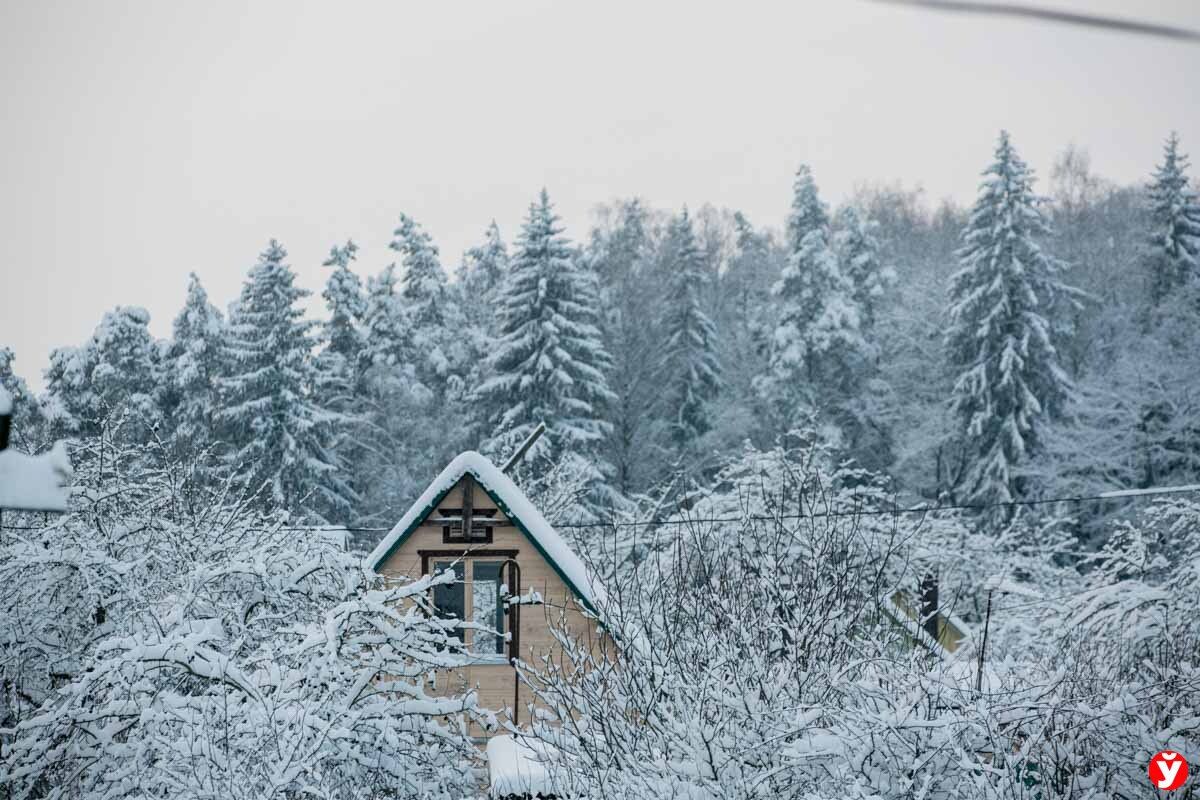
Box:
0, 435, 484, 799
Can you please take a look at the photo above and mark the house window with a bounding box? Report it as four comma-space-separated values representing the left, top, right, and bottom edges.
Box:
432, 561, 465, 644
429, 557, 510, 658
471, 561, 506, 657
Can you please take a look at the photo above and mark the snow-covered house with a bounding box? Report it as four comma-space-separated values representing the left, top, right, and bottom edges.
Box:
367, 451, 608, 735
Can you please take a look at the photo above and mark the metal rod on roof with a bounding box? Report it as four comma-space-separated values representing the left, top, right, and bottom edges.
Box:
501, 422, 546, 474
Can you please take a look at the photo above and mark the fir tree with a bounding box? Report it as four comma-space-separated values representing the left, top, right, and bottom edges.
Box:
315, 240, 367, 405
44, 306, 161, 441
390, 215, 457, 392
661, 208, 721, 450
833, 206, 895, 330
945, 131, 1078, 513
1144, 132, 1200, 306
786, 164, 829, 249
763, 166, 865, 427
459, 220, 508, 300
162, 274, 225, 456
477, 190, 615, 484
217, 240, 353, 520
391, 214, 448, 328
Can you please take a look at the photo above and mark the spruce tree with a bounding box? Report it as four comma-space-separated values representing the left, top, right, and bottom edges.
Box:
833, 206, 895, 330
1144, 132, 1200, 306
945, 131, 1078, 513
477, 190, 615, 483
315, 240, 367, 406
44, 306, 161, 441
661, 208, 721, 451
459, 220, 508, 300
391, 214, 448, 329
162, 274, 226, 456
390, 215, 459, 392
764, 166, 865, 427
217, 240, 353, 520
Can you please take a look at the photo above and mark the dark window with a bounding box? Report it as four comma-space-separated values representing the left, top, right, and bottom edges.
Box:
432, 560, 465, 643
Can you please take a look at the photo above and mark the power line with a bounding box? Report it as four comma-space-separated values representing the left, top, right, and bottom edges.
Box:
870, 0, 1200, 42
3, 484, 1197, 534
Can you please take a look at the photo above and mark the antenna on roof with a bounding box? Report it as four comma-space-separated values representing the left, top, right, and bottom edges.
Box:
501, 422, 546, 474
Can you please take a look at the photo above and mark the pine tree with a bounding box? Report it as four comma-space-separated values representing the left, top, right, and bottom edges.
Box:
390, 215, 458, 392
786, 165, 829, 249
162, 274, 226, 456
217, 240, 353, 520
1144, 132, 1200, 306
661, 208, 721, 451
945, 131, 1078, 513
315, 240, 367, 405
589, 200, 661, 494
391, 214, 448, 329
833, 206, 895, 330
477, 190, 615, 484
459, 220, 508, 300
763, 166, 865, 428
44, 306, 161, 441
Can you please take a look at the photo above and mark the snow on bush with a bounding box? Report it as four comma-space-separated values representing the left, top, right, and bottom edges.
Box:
513, 445, 1199, 799
0, 432, 485, 799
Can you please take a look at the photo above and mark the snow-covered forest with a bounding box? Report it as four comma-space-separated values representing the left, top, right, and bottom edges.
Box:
2, 130, 1199, 798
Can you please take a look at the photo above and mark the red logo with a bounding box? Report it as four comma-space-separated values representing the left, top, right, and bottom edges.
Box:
1149, 751, 1189, 791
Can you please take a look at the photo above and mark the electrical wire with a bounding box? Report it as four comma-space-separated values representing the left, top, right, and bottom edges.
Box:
869, 0, 1200, 42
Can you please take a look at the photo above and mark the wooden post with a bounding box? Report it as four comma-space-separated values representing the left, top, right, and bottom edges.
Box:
919, 571, 940, 647
460, 474, 475, 540
501, 422, 546, 473
975, 589, 994, 693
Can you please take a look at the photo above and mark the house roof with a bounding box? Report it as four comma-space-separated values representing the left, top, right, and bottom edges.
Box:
366, 451, 606, 614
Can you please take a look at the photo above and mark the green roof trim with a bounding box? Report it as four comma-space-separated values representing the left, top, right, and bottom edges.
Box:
370, 469, 600, 618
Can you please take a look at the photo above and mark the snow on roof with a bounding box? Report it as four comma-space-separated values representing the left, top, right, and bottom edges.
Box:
486, 735, 556, 797
0, 442, 73, 512
367, 451, 606, 612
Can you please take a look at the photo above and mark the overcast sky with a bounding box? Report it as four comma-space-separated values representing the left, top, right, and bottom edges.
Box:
3, 0, 1199, 390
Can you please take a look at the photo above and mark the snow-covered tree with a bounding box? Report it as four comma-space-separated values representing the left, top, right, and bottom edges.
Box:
0, 347, 43, 452
1144, 132, 1200, 307
660, 208, 721, 452
316, 239, 366, 391
43, 306, 161, 442
391, 215, 462, 395
392, 214, 449, 329
833, 205, 895, 330
762, 166, 866, 439
945, 131, 1078, 513
217, 240, 353, 520
477, 190, 615, 490
161, 273, 225, 457
0, 437, 483, 799
587, 199, 666, 496
458, 219, 508, 300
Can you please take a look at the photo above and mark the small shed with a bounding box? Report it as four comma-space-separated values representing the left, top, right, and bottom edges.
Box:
367, 451, 607, 733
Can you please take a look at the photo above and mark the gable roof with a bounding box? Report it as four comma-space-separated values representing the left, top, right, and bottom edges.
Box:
367, 451, 606, 614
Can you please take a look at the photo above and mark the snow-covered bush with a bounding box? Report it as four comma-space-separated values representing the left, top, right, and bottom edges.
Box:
513, 445, 1197, 799
0, 433, 484, 799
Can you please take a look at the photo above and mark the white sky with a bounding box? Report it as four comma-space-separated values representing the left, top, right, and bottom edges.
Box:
2, 0, 1199, 390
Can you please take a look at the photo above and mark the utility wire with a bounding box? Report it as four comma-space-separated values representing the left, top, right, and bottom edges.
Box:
869, 0, 1200, 42
2, 484, 1198, 534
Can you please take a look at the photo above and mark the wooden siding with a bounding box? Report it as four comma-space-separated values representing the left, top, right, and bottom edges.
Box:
376, 476, 606, 736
